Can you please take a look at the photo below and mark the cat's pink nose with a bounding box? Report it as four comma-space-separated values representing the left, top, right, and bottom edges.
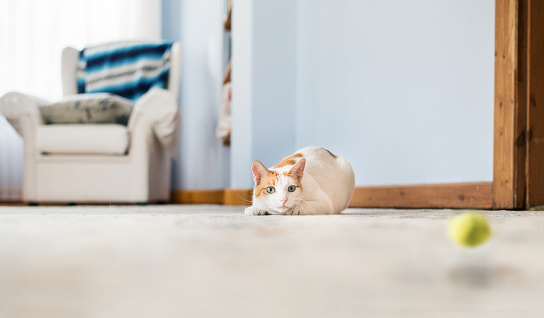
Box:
281, 198, 288, 205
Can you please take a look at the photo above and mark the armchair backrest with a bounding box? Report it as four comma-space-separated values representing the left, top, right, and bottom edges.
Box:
61, 41, 181, 100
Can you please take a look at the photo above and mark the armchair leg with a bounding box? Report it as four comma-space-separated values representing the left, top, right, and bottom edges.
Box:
28, 202, 38, 206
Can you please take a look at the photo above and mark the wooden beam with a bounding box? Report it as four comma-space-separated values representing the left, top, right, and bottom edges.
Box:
171, 189, 253, 206
171, 190, 225, 205
0, 201, 25, 206
493, 0, 527, 209
173, 184, 492, 209
349, 183, 493, 209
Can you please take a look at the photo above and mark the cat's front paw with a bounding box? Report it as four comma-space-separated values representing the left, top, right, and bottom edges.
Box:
285, 206, 302, 215
244, 206, 266, 216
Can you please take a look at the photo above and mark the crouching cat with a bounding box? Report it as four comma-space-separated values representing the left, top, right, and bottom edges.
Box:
244, 146, 355, 215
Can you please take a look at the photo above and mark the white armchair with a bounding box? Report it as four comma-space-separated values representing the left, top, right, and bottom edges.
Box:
0, 42, 181, 204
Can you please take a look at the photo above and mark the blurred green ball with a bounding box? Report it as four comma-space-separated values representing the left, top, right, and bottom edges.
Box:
449, 212, 491, 248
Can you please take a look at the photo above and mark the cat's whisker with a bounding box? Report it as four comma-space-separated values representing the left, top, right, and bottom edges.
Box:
233, 191, 254, 206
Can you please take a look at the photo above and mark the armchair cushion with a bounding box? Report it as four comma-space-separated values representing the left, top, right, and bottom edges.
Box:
39, 93, 133, 125
36, 124, 129, 155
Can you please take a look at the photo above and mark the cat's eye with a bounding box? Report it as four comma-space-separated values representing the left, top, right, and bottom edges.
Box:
287, 185, 296, 192
266, 186, 275, 194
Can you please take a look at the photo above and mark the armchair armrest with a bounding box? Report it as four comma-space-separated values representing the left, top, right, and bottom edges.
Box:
128, 88, 180, 158
0, 92, 47, 137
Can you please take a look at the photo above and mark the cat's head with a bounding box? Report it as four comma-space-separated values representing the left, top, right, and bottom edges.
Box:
251, 158, 305, 214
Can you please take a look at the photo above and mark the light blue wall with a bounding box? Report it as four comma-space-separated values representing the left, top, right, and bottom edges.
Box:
232, 0, 495, 189
165, 0, 495, 190
230, 0, 298, 189
162, 0, 230, 190
295, 0, 495, 185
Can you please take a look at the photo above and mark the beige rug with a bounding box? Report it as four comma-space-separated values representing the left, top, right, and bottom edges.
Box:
1, 205, 543, 318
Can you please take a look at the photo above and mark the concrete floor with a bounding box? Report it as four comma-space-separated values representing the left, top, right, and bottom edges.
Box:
0, 205, 543, 318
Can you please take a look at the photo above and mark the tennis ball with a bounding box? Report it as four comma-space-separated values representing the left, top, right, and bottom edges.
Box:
448, 212, 491, 247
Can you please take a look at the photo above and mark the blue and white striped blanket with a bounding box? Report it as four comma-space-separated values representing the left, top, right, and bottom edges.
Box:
77, 41, 173, 101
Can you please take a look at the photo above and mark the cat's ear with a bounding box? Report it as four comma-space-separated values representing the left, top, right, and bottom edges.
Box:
251, 160, 269, 185
289, 158, 305, 182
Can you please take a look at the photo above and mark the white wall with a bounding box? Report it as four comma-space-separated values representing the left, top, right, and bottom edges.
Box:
162, 0, 231, 190
232, 0, 495, 189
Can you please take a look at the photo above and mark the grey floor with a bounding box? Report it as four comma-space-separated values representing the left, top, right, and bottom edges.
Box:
0, 205, 543, 318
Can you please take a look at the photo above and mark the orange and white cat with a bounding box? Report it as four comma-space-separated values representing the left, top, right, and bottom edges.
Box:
244, 146, 355, 215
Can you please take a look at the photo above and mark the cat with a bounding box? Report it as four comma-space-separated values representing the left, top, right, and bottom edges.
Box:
244, 146, 355, 215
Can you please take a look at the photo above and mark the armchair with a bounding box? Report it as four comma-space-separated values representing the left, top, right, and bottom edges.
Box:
0, 41, 181, 204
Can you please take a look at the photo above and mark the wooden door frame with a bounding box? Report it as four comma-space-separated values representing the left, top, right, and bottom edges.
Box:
493, 0, 543, 209
492, 0, 526, 209
176, 0, 540, 210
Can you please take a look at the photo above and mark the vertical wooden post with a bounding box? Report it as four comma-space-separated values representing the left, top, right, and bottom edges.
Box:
525, 0, 544, 207
493, 0, 527, 209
